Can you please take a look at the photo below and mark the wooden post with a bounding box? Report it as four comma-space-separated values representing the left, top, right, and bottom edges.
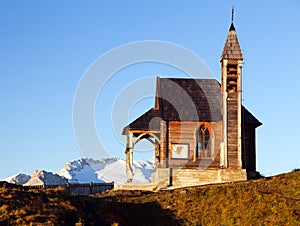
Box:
155, 143, 160, 167
165, 121, 169, 168
221, 60, 228, 168
89, 182, 93, 195
237, 62, 243, 168
125, 131, 133, 182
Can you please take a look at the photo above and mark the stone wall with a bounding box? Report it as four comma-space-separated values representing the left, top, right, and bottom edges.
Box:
152, 168, 247, 188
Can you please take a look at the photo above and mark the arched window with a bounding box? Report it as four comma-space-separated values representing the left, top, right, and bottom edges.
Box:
196, 125, 211, 158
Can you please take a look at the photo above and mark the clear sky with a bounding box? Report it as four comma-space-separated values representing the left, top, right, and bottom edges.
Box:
1, 1, 300, 179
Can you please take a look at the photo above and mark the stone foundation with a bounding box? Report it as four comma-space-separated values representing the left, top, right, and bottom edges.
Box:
152, 168, 247, 188
115, 182, 159, 191
115, 168, 248, 191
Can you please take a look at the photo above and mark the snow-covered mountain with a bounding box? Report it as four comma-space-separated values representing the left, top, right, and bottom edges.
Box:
4, 158, 154, 186
4, 173, 31, 185
57, 158, 154, 185
24, 170, 67, 186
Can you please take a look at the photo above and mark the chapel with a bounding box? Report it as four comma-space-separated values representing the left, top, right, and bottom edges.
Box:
122, 12, 262, 187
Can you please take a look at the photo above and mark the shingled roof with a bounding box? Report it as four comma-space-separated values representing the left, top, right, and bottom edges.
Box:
242, 106, 262, 127
221, 23, 243, 60
123, 77, 261, 134
158, 78, 222, 122
123, 108, 161, 133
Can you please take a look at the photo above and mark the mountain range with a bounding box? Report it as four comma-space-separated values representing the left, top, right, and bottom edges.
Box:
4, 158, 154, 186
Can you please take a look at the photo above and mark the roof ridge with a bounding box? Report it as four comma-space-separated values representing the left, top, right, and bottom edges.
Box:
160, 77, 217, 81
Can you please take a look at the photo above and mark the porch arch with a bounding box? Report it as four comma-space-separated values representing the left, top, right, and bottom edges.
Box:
134, 132, 161, 167
125, 131, 161, 182
134, 131, 161, 146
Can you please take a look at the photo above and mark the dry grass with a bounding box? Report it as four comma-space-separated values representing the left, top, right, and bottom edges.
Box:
0, 170, 299, 225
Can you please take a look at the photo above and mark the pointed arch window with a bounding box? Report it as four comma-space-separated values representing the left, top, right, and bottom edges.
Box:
196, 125, 211, 158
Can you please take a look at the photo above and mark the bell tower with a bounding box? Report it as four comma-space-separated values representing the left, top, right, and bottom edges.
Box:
220, 7, 243, 168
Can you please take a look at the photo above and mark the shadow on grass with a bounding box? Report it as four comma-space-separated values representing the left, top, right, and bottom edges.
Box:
71, 196, 183, 226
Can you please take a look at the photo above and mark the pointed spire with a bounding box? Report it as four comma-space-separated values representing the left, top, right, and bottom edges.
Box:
229, 6, 236, 31
220, 7, 243, 61
229, 23, 236, 31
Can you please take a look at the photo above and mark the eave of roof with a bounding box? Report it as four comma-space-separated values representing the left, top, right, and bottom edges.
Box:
122, 108, 160, 135
242, 106, 262, 127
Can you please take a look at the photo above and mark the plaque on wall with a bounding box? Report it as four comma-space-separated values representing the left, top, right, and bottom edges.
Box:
171, 143, 189, 159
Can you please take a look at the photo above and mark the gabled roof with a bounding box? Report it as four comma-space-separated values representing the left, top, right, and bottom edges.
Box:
221, 23, 243, 61
123, 77, 261, 134
158, 78, 222, 122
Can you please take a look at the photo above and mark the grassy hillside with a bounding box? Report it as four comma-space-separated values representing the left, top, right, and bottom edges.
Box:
0, 170, 299, 225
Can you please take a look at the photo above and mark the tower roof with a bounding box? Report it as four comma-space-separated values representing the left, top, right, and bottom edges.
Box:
221, 22, 243, 61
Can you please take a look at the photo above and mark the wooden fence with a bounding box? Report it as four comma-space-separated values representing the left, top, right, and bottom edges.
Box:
24, 182, 114, 196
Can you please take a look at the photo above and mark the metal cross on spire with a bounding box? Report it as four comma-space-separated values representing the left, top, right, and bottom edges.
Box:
232, 6, 234, 23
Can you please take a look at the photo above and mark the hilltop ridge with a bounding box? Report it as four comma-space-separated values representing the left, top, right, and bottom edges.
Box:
0, 170, 299, 225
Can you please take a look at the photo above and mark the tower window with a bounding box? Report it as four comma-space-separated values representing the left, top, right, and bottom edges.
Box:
227, 64, 238, 92
196, 125, 211, 158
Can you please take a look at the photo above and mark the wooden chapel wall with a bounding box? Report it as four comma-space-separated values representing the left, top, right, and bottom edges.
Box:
159, 121, 222, 168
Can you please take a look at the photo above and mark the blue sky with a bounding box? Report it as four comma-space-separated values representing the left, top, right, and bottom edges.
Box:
1, 1, 300, 179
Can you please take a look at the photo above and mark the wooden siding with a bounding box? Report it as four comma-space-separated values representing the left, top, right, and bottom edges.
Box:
158, 119, 257, 172
159, 121, 222, 169
227, 92, 239, 167
159, 120, 167, 167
